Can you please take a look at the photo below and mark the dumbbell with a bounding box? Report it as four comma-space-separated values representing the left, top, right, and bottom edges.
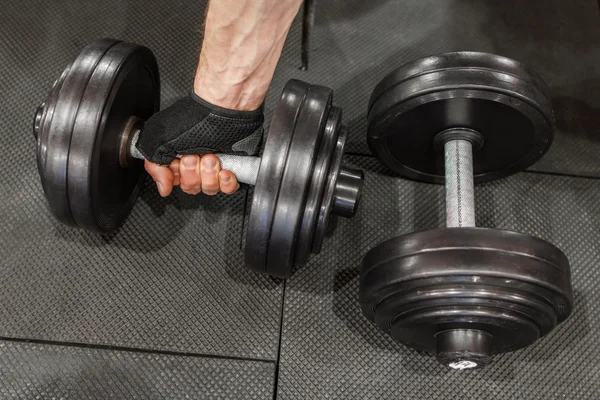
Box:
359, 52, 573, 369
33, 39, 364, 278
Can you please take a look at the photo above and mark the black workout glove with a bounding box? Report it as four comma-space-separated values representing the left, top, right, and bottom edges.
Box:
136, 92, 264, 165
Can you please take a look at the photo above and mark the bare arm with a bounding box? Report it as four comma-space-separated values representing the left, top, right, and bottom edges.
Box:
194, 0, 304, 110
146, 0, 304, 196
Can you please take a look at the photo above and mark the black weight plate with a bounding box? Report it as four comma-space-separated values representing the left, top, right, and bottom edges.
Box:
35, 39, 119, 225
360, 227, 573, 359
368, 52, 552, 110
245, 80, 310, 274
266, 85, 333, 278
380, 279, 558, 355
367, 52, 555, 184
35, 65, 71, 183
311, 125, 348, 254
68, 41, 160, 233
294, 105, 342, 267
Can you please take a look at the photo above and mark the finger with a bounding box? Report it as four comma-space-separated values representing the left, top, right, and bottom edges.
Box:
144, 159, 174, 197
219, 170, 240, 195
200, 154, 221, 196
179, 155, 202, 195
169, 159, 181, 187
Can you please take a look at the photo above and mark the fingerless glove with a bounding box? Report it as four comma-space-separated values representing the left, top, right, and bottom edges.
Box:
136, 92, 264, 165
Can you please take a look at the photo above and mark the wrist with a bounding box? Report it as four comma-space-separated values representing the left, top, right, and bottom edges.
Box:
194, 52, 271, 111
193, 66, 267, 111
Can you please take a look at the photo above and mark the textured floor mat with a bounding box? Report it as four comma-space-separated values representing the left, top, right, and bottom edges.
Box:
0, 340, 274, 399
0, 177, 282, 360
276, 156, 600, 399
267, 0, 600, 177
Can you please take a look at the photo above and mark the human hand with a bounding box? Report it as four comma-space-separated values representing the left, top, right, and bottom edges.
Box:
138, 0, 303, 198
135, 92, 263, 197
145, 154, 240, 197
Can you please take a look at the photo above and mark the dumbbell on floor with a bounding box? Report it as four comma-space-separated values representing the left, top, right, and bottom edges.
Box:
360, 52, 573, 369
33, 39, 364, 278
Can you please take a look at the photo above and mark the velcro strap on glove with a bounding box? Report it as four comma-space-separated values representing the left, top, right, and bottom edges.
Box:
136, 92, 264, 165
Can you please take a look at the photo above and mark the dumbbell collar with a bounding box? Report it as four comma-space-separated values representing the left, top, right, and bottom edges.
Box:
433, 128, 484, 153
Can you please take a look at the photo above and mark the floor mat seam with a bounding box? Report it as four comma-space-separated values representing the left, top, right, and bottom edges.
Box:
272, 279, 287, 400
0, 336, 277, 364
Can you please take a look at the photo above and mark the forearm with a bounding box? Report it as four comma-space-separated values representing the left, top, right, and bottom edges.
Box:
194, 0, 304, 110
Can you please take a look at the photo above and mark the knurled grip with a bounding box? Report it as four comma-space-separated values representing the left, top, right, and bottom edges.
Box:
445, 139, 476, 228
129, 129, 261, 185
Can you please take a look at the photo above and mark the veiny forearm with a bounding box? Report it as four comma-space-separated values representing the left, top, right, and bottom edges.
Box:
194, 0, 304, 110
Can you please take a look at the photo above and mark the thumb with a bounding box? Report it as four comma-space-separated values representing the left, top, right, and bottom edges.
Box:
144, 159, 175, 197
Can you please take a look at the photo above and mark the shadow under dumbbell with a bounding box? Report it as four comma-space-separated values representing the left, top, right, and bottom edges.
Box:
54, 176, 247, 256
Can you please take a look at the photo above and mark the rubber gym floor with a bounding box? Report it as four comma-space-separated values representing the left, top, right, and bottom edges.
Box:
1, 0, 599, 398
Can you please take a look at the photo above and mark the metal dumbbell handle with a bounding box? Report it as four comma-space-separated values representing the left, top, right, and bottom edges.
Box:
444, 139, 476, 228
128, 130, 261, 185
124, 123, 363, 219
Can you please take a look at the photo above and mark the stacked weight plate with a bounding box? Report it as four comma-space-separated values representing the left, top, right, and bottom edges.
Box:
245, 81, 358, 278
34, 39, 159, 232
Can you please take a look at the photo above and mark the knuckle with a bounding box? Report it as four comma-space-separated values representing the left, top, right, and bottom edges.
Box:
202, 183, 219, 195
183, 186, 201, 195
220, 180, 238, 194
181, 175, 201, 187
201, 169, 218, 180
